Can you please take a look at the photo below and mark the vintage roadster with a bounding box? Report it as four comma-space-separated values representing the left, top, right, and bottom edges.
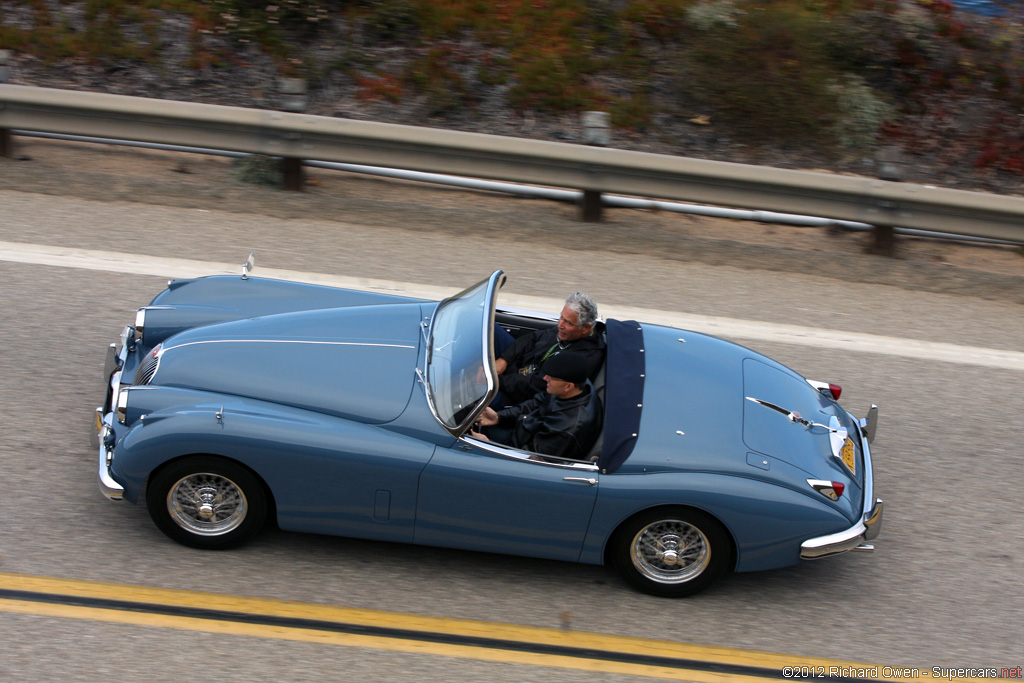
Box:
94, 265, 882, 597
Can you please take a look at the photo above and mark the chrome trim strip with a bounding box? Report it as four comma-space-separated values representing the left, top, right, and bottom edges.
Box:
461, 437, 599, 471
163, 339, 416, 351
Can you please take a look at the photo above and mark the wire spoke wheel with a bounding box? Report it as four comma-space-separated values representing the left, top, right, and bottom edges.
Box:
613, 508, 731, 597
147, 456, 267, 549
631, 519, 711, 584
168, 472, 248, 536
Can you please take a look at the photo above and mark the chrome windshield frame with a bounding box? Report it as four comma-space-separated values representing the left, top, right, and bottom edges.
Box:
423, 270, 505, 437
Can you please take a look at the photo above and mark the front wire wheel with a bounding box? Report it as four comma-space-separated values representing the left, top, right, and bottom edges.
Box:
147, 456, 267, 549
168, 471, 248, 536
613, 509, 731, 597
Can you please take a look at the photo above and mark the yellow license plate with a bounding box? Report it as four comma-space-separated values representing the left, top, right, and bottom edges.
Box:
840, 438, 856, 474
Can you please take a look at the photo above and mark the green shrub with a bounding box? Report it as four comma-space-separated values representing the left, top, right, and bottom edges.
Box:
359, 0, 421, 42
405, 46, 473, 115
684, 0, 741, 32
683, 4, 845, 146
233, 155, 283, 187
830, 74, 893, 152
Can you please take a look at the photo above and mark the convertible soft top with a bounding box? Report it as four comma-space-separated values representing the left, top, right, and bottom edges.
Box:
598, 319, 646, 473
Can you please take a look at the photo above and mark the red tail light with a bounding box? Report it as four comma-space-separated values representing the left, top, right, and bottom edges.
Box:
807, 380, 843, 401
808, 479, 845, 501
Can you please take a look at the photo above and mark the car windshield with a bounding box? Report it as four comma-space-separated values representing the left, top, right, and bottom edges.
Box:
426, 271, 503, 434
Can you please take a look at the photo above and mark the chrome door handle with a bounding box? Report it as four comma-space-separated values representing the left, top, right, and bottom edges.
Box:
563, 477, 598, 486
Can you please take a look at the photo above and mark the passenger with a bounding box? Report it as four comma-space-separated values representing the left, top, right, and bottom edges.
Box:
495, 292, 605, 405
471, 353, 602, 461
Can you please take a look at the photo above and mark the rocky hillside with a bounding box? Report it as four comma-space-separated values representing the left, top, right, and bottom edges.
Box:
2, 0, 1024, 196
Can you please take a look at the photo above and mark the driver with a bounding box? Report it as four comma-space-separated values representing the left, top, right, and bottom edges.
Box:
471, 353, 601, 461
494, 291, 605, 406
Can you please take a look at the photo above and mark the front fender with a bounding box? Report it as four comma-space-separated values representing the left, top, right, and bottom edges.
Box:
111, 395, 436, 542
582, 471, 852, 572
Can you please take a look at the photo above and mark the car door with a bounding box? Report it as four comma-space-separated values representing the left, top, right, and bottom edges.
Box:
413, 439, 600, 562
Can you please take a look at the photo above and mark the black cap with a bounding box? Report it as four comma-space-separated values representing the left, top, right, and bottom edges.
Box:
541, 352, 588, 385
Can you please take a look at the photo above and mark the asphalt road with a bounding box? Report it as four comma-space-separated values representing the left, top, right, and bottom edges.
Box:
1, 188, 1022, 681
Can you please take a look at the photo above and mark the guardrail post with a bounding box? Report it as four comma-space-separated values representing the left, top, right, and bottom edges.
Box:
0, 50, 12, 157
578, 111, 610, 222
868, 146, 904, 257
278, 77, 307, 191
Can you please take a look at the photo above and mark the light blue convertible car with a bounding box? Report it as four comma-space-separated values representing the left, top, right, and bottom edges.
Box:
94, 266, 882, 597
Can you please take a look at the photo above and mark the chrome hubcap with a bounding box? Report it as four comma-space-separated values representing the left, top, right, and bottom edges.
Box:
168, 473, 247, 536
631, 520, 711, 584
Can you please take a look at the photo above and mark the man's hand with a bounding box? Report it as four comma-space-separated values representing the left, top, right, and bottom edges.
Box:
477, 406, 499, 427
469, 429, 490, 441
494, 358, 508, 375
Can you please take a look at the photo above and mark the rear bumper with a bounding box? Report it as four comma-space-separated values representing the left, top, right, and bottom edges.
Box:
801, 498, 883, 559
801, 407, 883, 560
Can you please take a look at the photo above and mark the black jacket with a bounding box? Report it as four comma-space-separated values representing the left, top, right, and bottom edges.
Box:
498, 325, 606, 405
495, 384, 602, 461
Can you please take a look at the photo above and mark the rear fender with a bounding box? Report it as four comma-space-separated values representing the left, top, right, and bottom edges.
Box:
581, 471, 852, 572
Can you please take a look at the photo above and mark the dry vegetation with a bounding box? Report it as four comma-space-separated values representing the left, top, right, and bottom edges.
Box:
3, 0, 1024, 192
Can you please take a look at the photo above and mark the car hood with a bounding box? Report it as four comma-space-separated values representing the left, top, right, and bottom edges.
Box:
140, 275, 425, 347
148, 303, 423, 424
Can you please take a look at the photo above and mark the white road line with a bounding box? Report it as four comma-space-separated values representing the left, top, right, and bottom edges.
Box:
3, 240, 1023, 371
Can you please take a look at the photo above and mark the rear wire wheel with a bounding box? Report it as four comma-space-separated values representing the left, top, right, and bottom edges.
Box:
146, 456, 267, 549
611, 508, 731, 597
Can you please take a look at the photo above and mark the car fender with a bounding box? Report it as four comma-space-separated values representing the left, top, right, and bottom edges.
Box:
581, 471, 852, 572
112, 397, 436, 542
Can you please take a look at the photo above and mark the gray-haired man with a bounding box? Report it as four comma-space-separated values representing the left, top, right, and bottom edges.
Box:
494, 292, 605, 405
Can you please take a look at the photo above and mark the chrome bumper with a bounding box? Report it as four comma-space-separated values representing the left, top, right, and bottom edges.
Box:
801, 498, 883, 559
801, 405, 882, 560
95, 337, 129, 502
95, 409, 124, 501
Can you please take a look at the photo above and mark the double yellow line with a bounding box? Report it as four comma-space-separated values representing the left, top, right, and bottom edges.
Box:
0, 572, 983, 681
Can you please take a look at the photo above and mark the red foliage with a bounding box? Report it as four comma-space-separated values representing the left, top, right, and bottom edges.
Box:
356, 74, 404, 103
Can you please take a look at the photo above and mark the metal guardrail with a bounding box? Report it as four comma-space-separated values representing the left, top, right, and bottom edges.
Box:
2, 83, 1023, 244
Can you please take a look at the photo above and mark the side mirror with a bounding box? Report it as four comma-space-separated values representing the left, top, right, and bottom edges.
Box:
241, 253, 255, 280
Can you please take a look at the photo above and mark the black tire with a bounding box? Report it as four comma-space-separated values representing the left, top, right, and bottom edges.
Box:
146, 456, 267, 549
610, 508, 732, 598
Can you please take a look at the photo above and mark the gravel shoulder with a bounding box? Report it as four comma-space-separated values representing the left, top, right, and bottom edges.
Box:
2, 137, 1022, 305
